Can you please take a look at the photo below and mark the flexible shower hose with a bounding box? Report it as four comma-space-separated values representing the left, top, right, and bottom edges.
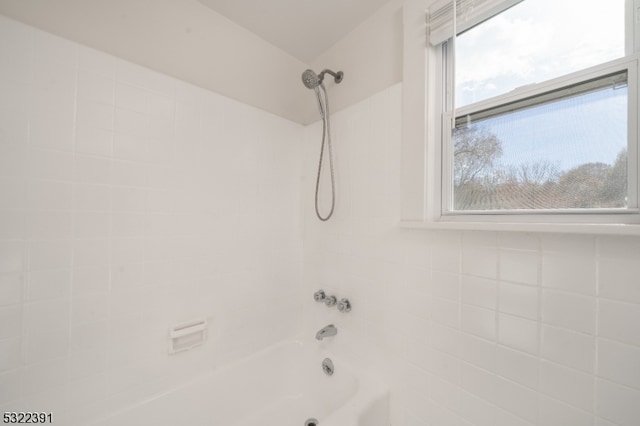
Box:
314, 83, 335, 221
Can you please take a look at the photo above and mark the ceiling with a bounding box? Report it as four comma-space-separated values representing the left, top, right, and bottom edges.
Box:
197, 0, 391, 63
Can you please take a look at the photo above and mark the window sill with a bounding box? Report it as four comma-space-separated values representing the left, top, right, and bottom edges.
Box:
399, 220, 640, 236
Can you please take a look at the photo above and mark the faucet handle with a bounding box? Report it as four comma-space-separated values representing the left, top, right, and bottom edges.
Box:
324, 295, 337, 307
337, 298, 351, 313
313, 290, 326, 302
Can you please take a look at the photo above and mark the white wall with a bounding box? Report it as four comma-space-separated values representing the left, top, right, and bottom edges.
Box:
0, 0, 309, 124
0, 15, 303, 425
302, 83, 640, 426
302, 0, 404, 124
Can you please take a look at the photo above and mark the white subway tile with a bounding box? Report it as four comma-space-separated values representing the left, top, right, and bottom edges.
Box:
0, 176, 26, 209
114, 132, 148, 161
0, 337, 21, 372
539, 395, 594, 426
73, 239, 110, 267
598, 338, 640, 390
494, 376, 538, 424
69, 372, 109, 406
543, 253, 596, 296
431, 296, 459, 328
498, 232, 539, 251
498, 282, 538, 320
115, 107, 149, 138
72, 294, 108, 326
24, 327, 69, 364
111, 263, 145, 290
27, 211, 72, 238
498, 313, 538, 355
429, 321, 460, 356
599, 236, 640, 259
112, 213, 145, 238
541, 234, 595, 255
116, 83, 149, 113
495, 345, 538, 389
431, 234, 461, 273
23, 299, 70, 333
26, 269, 71, 301
542, 290, 596, 334
0, 102, 29, 146
74, 184, 110, 211
499, 249, 539, 285
77, 71, 114, 105
0, 241, 24, 274
460, 390, 495, 426
599, 257, 640, 304
28, 148, 73, 181
463, 246, 498, 279
596, 417, 618, 426
110, 160, 147, 187
0, 369, 22, 405
460, 362, 497, 403
69, 348, 108, 381
429, 270, 459, 301
540, 360, 594, 412
27, 179, 73, 210
74, 211, 110, 238
494, 407, 535, 426
597, 378, 640, 426
461, 305, 496, 341
599, 299, 640, 347
76, 101, 114, 131
30, 107, 74, 151
72, 266, 109, 296
0, 210, 26, 239
74, 155, 110, 184
461, 275, 497, 310
0, 144, 28, 177
70, 321, 108, 353
0, 274, 22, 306
112, 187, 146, 212
427, 372, 461, 413
21, 356, 69, 396
541, 324, 595, 373
27, 239, 72, 271
75, 125, 113, 157
0, 306, 21, 340
459, 333, 496, 372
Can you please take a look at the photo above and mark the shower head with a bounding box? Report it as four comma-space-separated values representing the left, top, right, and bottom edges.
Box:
302, 69, 320, 89
301, 68, 344, 89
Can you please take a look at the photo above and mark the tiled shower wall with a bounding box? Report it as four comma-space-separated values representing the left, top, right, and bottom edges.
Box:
0, 16, 303, 424
302, 83, 640, 426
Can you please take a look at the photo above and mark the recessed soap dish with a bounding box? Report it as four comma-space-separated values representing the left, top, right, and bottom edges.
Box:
169, 319, 207, 354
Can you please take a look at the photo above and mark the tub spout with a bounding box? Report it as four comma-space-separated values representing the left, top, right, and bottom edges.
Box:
316, 324, 337, 341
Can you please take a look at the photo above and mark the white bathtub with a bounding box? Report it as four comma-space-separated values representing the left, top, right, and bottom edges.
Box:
89, 340, 388, 426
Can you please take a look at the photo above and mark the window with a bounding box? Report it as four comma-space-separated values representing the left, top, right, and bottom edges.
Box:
401, 0, 640, 229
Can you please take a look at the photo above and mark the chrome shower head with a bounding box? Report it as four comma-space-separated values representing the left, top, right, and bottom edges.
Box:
302, 69, 320, 89
302, 68, 344, 89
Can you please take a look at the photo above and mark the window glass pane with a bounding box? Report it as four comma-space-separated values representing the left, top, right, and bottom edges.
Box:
452, 74, 628, 211
455, 0, 625, 108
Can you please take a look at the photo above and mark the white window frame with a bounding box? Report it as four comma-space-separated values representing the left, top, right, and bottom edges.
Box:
400, 0, 640, 235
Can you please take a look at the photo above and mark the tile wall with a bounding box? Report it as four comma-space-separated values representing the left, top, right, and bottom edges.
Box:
2, 11, 640, 426
0, 15, 303, 425
302, 83, 640, 426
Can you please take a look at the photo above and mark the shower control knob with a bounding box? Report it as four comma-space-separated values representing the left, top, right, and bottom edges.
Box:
337, 298, 351, 313
324, 295, 337, 307
313, 290, 326, 303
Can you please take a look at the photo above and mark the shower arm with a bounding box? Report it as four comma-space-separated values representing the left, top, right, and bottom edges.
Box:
318, 69, 344, 84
